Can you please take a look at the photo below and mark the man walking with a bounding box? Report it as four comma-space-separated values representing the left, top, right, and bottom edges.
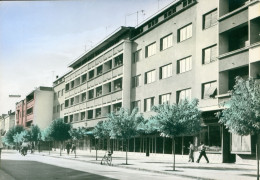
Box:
188, 141, 194, 162
196, 142, 209, 163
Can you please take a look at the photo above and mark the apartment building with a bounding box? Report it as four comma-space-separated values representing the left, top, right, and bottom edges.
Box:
52, 0, 260, 162
16, 86, 54, 129
218, 0, 260, 162
0, 111, 15, 136
53, 73, 69, 121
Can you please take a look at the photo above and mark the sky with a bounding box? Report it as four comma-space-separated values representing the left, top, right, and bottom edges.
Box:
0, 0, 175, 115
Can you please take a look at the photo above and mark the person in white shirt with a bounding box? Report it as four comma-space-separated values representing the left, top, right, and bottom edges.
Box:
188, 141, 194, 162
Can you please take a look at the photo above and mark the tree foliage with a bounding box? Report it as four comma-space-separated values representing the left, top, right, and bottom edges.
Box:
69, 127, 86, 141
92, 121, 111, 139
41, 127, 52, 142
219, 77, 260, 135
108, 108, 144, 140
49, 118, 72, 142
4, 125, 25, 145
151, 99, 201, 137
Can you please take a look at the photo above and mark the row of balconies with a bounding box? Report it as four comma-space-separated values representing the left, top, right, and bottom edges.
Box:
66, 42, 123, 82
65, 57, 123, 94
64, 102, 122, 123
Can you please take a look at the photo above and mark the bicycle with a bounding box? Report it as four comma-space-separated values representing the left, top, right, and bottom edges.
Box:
101, 151, 112, 166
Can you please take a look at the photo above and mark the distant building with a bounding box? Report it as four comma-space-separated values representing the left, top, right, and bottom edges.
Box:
16, 86, 54, 129
0, 111, 15, 136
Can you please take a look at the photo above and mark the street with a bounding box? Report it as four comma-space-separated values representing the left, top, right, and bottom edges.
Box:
0, 151, 190, 180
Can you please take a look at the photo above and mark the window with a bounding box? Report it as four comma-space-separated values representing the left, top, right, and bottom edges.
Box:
132, 100, 141, 111
27, 107, 33, 114
88, 89, 94, 100
160, 34, 173, 50
97, 65, 103, 76
95, 108, 101, 118
202, 81, 217, 99
70, 97, 74, 105
61, 89, 64, 96
82, 74, 87, 83
144, 97, 154, 112
160, 64, 172, 79
74, 113, 79, 122
87, 110, 93, 119
132, 75, 141, 88
177, 56, 192, 74
65, 83, 69, 91
202, 45, 217, 64
81, 112, 85, 120
113, 102, 122, 113
71, 81, 74, 89
148, 18, 158, 28
114, 54, 123, 67
65, 100, 69, 107
164, 7, 176, 19
57, 105, 60, 113
96, 86, 102, 97
75, 95, 79, 104
203, 9, 217, 29
114, 78, 122, 91
178, 23, 192, 42
145, 70, 156, 84
70, 115, 73, 123
89, 70, 95, 80
64, 116, 68, 123
61, 103, 64, 111
81, 92, 86, 102
177, 88, 191, 103
133, 49, 142, 63
58, 91, 60, 98
159, 93, 171, 104
75, 77, 80, 86
145, 43, 156, 57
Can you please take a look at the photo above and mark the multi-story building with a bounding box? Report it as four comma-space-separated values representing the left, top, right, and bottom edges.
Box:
52, 0, 260, 162
16, 86, 54, 129
0, 111, 15, 136
53, 73, 69, 121
218, 0, 260, 162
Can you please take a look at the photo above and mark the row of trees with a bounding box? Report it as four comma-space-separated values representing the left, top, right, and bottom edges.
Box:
92, 99, 201, 170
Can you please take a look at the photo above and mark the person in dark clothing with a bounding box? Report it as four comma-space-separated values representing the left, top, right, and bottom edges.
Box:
66, 142, 71, 155
196, 142, 209, 163
71, 143, 76, 154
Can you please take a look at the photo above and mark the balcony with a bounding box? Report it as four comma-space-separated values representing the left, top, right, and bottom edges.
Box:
219, 0, 249, 17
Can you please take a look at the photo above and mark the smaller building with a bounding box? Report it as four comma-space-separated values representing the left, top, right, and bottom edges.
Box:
0, 111, 15, 136
16, 86, 54, 130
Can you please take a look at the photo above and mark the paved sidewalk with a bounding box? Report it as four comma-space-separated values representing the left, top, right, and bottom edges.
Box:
26, 149, 257, 180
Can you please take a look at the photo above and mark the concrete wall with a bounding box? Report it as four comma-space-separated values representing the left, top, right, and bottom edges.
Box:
53, 79, 65, 120
34, 90, 54, 129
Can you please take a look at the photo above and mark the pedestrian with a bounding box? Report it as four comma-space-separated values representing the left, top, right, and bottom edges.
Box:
66, 142, 71, 155
188, 141, 194, 162
31, 142, 35, 154
0, 136, 3, 159
196, 142, 209, 163
71, 142, 76, 154
21, 140, 29, 156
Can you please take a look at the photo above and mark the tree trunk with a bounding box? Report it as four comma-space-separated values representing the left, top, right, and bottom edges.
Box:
125, 139, 128, 165
257, 135, 259, 180
60, 141, 62, 156
172, 137, 175, 171
95, 139, 97, 161
49, 141, 50, 155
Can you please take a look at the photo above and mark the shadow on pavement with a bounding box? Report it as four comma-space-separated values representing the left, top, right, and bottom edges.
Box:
0, 160, 117, 180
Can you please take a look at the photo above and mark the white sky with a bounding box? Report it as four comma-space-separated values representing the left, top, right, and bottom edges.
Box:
0, 0, 175, 115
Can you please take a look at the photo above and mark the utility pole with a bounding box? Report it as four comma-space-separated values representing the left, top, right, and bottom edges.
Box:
125, 10, 145, 26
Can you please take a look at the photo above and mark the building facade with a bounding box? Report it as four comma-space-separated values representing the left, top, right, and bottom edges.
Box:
16, 86, 54, 130
50, 0, 260, 162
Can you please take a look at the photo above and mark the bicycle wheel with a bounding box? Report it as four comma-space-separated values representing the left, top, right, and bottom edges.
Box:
101, 156, 106, 165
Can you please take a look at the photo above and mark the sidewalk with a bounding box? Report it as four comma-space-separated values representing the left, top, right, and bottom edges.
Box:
29, 149, 257, 180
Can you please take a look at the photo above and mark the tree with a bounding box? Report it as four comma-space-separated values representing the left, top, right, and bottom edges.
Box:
41, 127, 53, 155
92, 121, 111, 160
108, 108, 144, 164
69, 127, 86, 158
27, 125, 41, 151
151, 99, 201, 171
13, 131, 29, 150
219, 77, 260, 179
49, 118, 72, 156
4, 125, 24, 146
